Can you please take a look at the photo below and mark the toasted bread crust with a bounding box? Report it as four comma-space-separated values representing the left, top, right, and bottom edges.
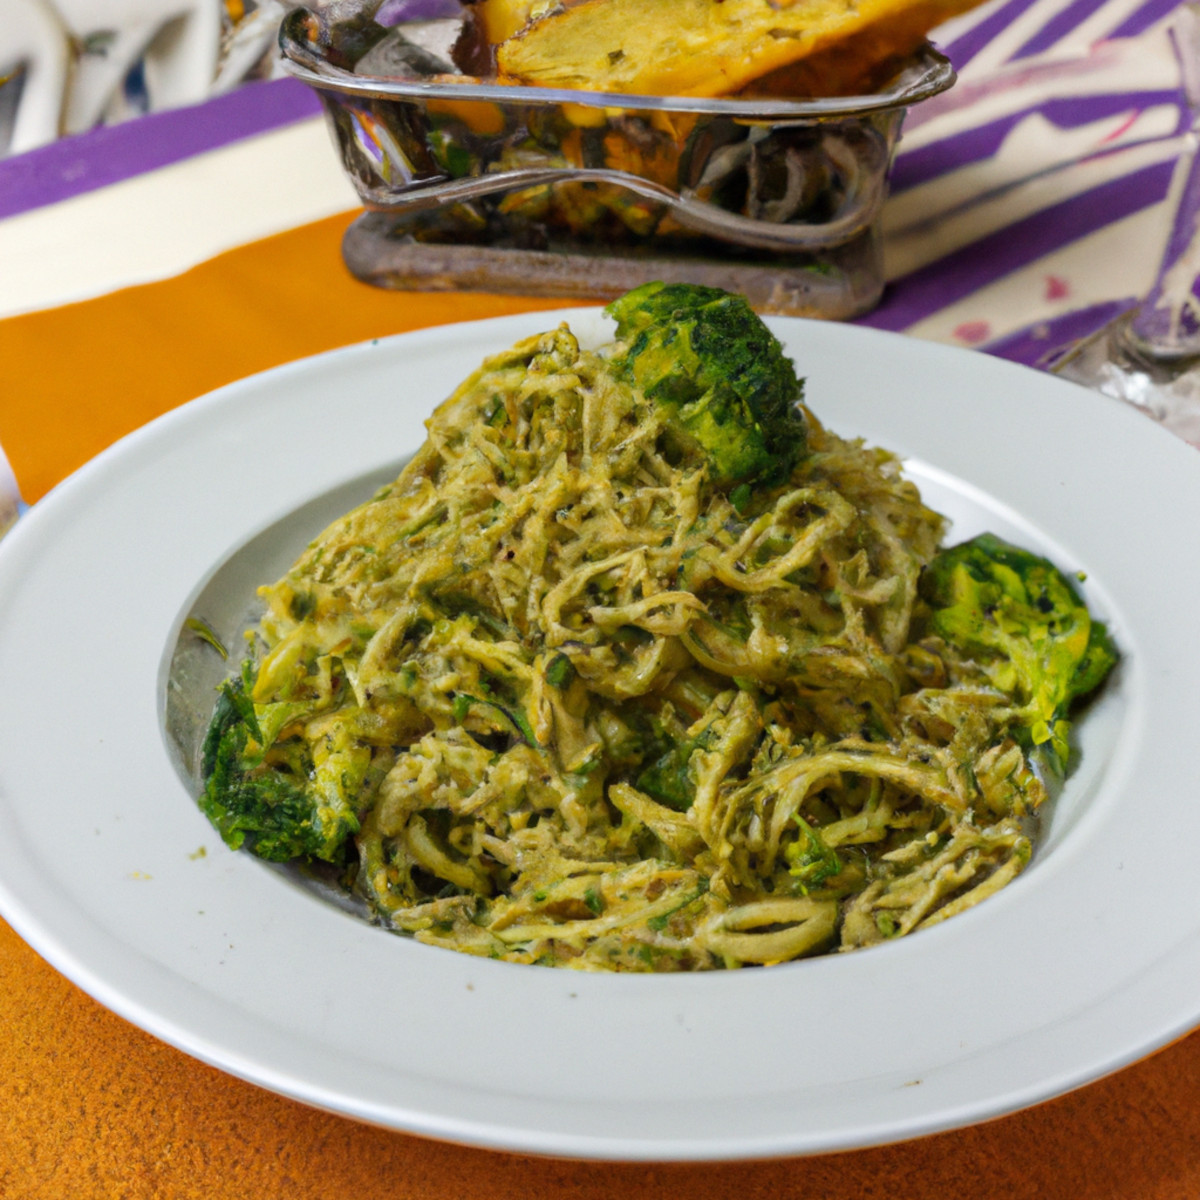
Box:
487, 0, 976, 96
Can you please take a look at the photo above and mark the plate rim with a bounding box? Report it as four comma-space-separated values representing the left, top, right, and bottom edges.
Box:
0, 309, 1197, 1161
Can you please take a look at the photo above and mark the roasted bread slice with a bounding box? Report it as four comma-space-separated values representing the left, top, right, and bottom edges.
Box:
477, 0, 978, 97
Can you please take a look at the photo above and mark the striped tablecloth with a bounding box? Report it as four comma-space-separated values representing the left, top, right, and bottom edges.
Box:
1, 1, 1198, 1196
1, 0, 1192, 514
871, 0, 1188, 358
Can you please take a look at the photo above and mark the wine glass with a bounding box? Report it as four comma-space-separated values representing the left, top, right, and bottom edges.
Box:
1046, 5, 1200, 448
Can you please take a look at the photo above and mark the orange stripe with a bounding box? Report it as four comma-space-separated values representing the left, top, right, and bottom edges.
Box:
0, 211, 570, 503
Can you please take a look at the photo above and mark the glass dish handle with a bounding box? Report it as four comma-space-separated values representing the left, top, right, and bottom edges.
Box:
365, 136, 890, 253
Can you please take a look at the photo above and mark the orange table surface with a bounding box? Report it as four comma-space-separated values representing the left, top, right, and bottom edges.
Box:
3, 211, 1200, 1199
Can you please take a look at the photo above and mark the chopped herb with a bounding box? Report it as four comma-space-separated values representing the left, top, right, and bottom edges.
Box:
545, 653, 576, 689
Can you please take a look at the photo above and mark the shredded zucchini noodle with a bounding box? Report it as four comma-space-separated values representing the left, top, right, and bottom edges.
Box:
200, 289, 1115, 971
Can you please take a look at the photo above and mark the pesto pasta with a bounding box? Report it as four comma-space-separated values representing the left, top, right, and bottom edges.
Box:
200, 287, 1115, 970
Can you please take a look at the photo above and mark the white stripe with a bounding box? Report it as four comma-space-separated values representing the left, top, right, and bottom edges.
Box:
901, 202, 1172, 345
0, 115, 360, 319
899, 24, 1178, 150
884, 130, 1183, 279
958, 0, 1160, 74
925, 0, 1020, 55
953, 0, 1088, 73
1036, 0, 1182, 58
888, 103, 1179, 243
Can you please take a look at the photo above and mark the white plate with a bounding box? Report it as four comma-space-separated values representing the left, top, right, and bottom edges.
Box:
0, 310, 1198, 1162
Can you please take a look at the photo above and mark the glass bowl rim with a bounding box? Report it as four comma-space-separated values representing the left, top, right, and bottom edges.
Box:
279, 9, 957, 119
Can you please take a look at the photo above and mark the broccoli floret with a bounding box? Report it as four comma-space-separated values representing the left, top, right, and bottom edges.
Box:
199, 668, 359, 863
605, 282, 807, 486
784, 816, 842, 892
635, 736, 699, 812
631, 705, 719, 812
919, 533, 1118, 775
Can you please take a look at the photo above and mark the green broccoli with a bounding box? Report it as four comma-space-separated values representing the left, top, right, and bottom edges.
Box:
199, 666, 360, 863
635, 734, 700, 812
631, 700, 728, 812
919, 532, 1118, 776
784, 816, 843, 892
605, 282, 807, 486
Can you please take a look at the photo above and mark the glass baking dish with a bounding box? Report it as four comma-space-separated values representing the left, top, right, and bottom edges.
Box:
279, 4, 955, 317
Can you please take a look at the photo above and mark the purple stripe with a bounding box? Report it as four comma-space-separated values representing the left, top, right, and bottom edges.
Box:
939, 0, 1172, 69
892, 88, 1184, 192
902, 32, 1181, 136
0, 77, 321, 220
378, 0, 462, 20
1109, 0, 1187, 40
983, 298, 1134, 366
939, 0, 1043, 68
859, 157, 1175, 332
1011, 0, 1109, 59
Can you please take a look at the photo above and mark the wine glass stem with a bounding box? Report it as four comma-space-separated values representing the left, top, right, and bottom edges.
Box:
1126, 132, 1200, 359
1124, 8, 1200, 360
